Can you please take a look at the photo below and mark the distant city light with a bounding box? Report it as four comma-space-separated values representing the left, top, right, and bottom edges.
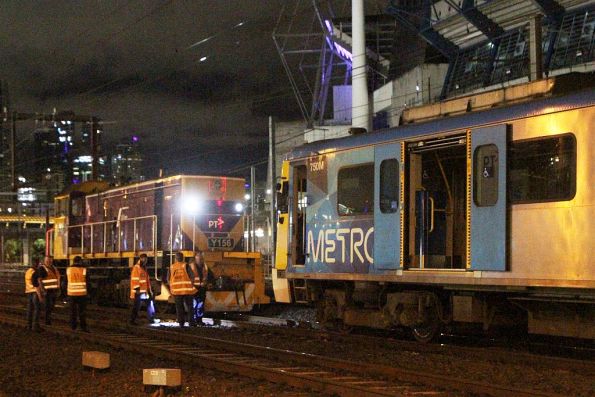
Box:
18, 187, 36, 202
255, 228, 264, 238
244, 194, 250, 200
18, 176, 26, 183
75, 155, 92, 163
266, 189, 271, 195
132, 135, 139, 142
199, 56, 207, 62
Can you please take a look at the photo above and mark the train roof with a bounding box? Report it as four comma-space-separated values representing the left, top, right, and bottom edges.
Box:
83, 174, 245, 199
286, 86, 595, 160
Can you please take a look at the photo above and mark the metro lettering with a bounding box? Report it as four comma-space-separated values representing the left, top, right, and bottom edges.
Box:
307, 226, 374, 265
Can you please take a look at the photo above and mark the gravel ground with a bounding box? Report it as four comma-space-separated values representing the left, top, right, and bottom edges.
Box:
0, 325, 310, 397
2, 296, 593, 397
183, 320, 595, 397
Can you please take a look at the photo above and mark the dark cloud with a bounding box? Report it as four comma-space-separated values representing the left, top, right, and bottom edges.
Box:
0, 0, 296, 178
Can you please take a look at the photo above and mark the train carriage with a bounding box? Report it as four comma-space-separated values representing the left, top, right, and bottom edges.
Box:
273, 75, 595, 341
49, 175, 270, 311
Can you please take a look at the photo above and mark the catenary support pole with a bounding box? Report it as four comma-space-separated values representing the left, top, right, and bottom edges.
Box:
351, 0, 370, 131
250, 166, 256, 252
268, 116, 276, 267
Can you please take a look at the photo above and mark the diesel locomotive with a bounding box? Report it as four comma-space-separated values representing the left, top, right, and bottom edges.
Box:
48, 175, 270, 311
272, 75, 595, 341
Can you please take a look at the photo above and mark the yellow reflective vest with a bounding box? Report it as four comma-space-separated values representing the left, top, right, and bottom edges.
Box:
41, 265, 60, 290
169, 261, 195, 296
25, 268, 37, 294
130, 263, 151, 299
66, 267, 87, 296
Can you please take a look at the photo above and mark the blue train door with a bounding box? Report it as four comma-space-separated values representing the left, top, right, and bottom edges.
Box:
470, 125, 508, 271
374, 143, 401, 270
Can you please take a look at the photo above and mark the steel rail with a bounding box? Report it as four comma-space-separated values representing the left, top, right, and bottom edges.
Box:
0, 303, 563, 397
0, 312, 442, 397
128, 325, 563, 397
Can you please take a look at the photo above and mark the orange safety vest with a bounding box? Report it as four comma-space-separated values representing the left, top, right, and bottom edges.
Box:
41, 265, 60, 290
130, 264, 151, 299
66, 267, 87, 296
25, 268, 37, 294
169, 261, 195, 296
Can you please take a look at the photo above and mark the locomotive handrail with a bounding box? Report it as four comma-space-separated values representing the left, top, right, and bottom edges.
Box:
66, 215, 158, 258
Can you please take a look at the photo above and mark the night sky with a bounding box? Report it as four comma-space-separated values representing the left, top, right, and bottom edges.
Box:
0, 0, 300, 179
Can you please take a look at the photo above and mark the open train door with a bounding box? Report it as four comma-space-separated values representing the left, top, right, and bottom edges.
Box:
470, 125, 508, 271
373, 143, 402, 270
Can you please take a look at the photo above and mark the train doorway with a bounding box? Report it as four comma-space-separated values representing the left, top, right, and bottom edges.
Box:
290, 164, 307, 266
406, 135, 468, 269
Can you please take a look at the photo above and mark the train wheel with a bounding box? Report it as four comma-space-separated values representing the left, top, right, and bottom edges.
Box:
316, 296, 338, 329
411, 305, 441, 343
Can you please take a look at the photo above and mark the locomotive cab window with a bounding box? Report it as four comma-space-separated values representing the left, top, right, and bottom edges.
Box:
380, 159, 399, 213
55, 197, 68, 217
337, 163, 374, 216
509, 133, 576, 203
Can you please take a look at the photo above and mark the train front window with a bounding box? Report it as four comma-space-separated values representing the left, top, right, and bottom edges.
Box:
509, 134, 576, 203
337, 164, 374, 216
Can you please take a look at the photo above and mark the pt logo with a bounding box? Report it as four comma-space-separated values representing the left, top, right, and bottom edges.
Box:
208, 216, 225, 230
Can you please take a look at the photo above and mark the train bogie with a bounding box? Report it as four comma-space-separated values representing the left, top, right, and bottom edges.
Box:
273, 77, 595, 340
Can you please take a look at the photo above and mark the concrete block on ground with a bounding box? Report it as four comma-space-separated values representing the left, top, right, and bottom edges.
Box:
82, 351, 110, 369
143, 368, 182, 387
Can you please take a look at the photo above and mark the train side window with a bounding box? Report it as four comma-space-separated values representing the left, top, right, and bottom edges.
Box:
474, 144, 499, 206
380, 159, 399, 213
508, 133, 576, 203
337, 163, 374, 216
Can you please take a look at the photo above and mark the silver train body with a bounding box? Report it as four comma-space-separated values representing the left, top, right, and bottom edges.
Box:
273, 78, 594, 340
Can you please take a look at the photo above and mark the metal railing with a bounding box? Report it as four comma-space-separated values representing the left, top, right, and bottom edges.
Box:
67, 215, 157, 255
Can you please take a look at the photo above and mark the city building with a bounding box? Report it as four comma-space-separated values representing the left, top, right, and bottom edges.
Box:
110, 136, 145, 186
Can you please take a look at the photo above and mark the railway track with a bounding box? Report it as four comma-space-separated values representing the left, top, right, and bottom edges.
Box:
235, 318, 595, 374
0, 304, 565, 397
1, 280, 593, 376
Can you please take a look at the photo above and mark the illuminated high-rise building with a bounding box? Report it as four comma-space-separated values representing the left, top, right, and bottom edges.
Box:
110, 136, 144, 186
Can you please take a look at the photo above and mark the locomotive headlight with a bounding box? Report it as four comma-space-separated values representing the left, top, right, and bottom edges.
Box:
234, 202, 244, 213
181, 195, 203, 215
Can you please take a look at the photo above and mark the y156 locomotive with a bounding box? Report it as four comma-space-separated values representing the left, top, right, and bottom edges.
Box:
273, 75, 594, 341
48, 174, 269, 311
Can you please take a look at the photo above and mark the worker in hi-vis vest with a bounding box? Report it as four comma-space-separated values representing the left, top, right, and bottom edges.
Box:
25, 259, 44, 332
129, 253, 156, 325
66, 256, 89, 332
40, 255, 61, 325
167, 251, 196, 327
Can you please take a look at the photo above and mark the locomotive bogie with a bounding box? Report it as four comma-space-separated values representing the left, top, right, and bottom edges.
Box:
274, 81, 595, 340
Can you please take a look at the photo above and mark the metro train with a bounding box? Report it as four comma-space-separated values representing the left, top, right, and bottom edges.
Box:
48, 175, 270, 311
272, 74, 595, 341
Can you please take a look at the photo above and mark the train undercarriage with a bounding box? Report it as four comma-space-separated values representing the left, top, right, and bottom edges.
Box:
293, 280, 595, 342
